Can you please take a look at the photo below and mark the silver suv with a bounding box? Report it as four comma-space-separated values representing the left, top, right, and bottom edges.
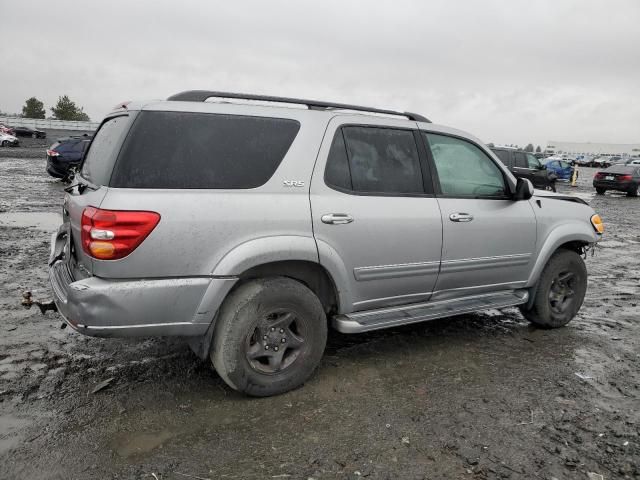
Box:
49, 91, 604, 396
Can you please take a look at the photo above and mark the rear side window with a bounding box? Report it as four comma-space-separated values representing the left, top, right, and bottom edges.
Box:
81, 116, 131, 185
513, 151, 527, 168
493, 149, 512, 167
110, 111, 300, 189
325, 126, 424, 195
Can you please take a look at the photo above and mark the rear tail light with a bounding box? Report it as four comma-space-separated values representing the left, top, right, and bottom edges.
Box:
594, 172, 604, 179
618, 175, 632, 182
47, 149, 60, 157
81, 207, 160, 260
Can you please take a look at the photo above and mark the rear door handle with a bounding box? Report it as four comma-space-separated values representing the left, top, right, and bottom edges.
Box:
321, 213, 354, 225
449, 213, 474, 222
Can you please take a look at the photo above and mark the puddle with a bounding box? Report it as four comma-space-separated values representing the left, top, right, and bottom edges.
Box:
0, 415, 32, 455
0, 212, 61, 232
112, 430, 175, 458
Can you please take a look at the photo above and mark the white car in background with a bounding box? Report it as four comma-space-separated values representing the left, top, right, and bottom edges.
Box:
0, 132, 19, 147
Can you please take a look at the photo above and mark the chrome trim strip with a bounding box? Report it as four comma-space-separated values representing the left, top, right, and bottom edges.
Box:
431, 280, 528, 296
352, 290, 432, 308
354, 261, 440, 281
440, 253, 531, 273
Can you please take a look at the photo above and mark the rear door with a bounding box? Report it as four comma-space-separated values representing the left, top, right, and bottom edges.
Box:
311, 117, 443, 313
421, 132, 536, 299
512, 151, 537, 185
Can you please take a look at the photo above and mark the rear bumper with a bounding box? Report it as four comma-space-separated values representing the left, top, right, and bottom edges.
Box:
49, 260, 237, 338
593, 180, 636, 192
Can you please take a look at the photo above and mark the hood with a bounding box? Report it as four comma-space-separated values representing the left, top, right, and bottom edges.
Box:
533, 189, 588, 205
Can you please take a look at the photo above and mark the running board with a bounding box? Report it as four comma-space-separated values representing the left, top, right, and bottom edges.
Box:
333, 290, 529, 333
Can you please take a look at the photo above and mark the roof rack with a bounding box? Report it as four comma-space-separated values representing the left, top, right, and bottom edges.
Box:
166, 90, 431, 123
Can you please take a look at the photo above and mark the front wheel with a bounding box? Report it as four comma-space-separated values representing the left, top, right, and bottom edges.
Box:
1, 141, 7, 147
211, 277, 327, 397
595, 187, 606, 195
519, 249, 587, 328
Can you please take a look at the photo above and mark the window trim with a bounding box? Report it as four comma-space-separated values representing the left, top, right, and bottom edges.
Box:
323, 124, 434, 198
420, 131, 514, 200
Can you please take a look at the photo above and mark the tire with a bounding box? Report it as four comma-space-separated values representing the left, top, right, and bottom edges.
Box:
1, 141, 7, 147
31, 133, 37, 139
595, 187, 606, 195
627, 184, 638, 197
211, 277, 327, 397
519, 249, 587, 329
549, 182, 556, 193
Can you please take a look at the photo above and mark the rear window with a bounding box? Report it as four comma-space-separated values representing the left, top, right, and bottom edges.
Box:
110, 111, 300, 189
81, 116, 131, 185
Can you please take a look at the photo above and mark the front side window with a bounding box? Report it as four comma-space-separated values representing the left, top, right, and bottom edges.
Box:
325, 126, 425, 195
425, 133, 506, 198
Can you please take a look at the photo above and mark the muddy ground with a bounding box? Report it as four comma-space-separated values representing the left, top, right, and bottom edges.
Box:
0, 152, 638, 480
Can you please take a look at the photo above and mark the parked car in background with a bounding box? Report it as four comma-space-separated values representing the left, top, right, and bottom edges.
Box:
0, 123, 15, 135
592, 156, 612, 168
46, 135, 92, 178
48, 90, 603, 396
490, 147, 557, 191
0, 132, 20, 147
11, 126, 46, 139
543, 158, 575, 182
593, 165, 640, 196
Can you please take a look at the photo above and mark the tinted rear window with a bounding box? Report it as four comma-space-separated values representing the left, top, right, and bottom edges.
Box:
110, 111, 300, 189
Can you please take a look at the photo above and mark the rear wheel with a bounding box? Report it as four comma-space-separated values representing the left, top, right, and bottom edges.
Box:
1, 141, 7, 147
519, 249, 587, 328
595, 187, 606, 195
211, 277, 327, 397
627, 184, 638, 197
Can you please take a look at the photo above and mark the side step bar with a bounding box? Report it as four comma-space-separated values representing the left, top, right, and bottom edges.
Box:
333, 290, 529, 334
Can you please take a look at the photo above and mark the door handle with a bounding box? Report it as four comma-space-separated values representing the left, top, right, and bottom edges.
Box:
321, 213, 354, 225
449, 213, 474, 222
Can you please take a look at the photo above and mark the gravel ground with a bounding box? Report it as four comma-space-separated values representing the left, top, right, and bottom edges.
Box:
0, 156, 638, 480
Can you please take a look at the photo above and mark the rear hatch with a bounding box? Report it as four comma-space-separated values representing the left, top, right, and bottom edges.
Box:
65, 114, 134, 275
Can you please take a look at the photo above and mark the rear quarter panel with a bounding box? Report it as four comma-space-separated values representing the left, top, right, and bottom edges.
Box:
93, 108, 330, 279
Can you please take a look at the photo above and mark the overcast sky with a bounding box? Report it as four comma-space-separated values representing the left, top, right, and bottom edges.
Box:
2, 0, 639, 147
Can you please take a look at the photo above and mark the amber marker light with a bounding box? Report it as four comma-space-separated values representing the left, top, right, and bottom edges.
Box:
590, 214, 604, 234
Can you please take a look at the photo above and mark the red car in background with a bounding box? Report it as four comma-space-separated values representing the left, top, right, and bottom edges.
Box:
0, 123, 15, 135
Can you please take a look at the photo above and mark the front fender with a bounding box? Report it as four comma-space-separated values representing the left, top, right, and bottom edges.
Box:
526, 221, 599, 287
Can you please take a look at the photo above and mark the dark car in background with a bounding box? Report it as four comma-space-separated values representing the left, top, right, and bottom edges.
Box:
46, 135, 92, 178
491, 147, 557, 191
11, 126, 46, 139
593, 165, 640, 196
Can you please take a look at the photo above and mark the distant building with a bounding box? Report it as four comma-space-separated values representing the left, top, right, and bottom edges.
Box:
545, 141, 640, 157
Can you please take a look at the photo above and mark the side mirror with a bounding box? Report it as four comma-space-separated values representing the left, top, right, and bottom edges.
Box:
514, 178, 534, 200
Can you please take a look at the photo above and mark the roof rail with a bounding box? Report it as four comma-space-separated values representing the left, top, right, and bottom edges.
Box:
166, 90, 431, 123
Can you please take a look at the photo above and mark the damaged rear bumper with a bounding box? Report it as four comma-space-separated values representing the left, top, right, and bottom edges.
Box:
49, 260, 236, 338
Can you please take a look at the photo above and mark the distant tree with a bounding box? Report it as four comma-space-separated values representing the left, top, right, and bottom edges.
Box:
535, 145, 542, 153
51, 95, 90, 121
486, 142, 495, 147
524, 143, 534, 152
22, 97, 46, 119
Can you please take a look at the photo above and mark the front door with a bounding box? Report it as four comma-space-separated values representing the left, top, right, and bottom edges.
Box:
311, 117, 443, 313
421, 132, 537, 300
